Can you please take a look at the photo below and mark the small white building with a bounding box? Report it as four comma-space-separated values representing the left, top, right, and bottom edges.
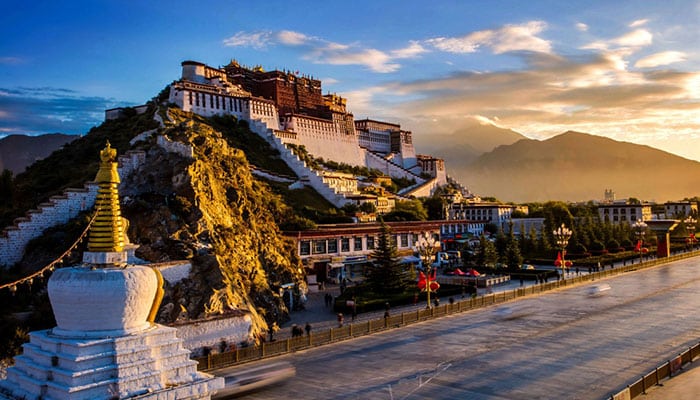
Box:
597, 202, 653, 224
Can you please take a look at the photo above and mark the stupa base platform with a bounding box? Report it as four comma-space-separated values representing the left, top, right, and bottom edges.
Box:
0, 325, 223, 400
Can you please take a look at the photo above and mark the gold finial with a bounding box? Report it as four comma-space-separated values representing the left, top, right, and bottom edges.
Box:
87, 141, 124, 253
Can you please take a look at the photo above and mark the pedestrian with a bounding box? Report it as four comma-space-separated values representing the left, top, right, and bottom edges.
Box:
434, 297, 440, 307
575, 267, 579, 275
351, 304, 357, 322
305, 322, 311, 336
337, 313, 344, 327
520, 277, 524, 287
268, 323, 276, 342
449, 297, 454, 305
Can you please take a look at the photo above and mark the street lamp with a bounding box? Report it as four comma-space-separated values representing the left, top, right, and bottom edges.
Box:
684, 216, 696, 251
632, 219, 647, 264
414, 232, 438, 308
552, 223, 572, 278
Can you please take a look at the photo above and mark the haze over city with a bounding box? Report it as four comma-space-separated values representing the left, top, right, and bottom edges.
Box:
1, 0, 698, 160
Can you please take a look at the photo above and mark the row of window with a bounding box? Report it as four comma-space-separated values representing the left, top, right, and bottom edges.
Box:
299, 233, 427, 256
251, 100, 275, 117
188, 91, 246, 113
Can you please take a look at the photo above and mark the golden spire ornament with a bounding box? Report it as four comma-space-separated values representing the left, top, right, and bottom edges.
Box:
83, 141, 127, 265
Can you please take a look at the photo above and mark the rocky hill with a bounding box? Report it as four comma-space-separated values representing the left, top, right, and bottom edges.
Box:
456, 131, 700, 202
123, 110, 306, 337
3, 106, 306, 342
0, 133, 78, 174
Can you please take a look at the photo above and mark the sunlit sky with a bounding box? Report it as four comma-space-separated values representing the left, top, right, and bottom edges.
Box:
1, 1, 699, 160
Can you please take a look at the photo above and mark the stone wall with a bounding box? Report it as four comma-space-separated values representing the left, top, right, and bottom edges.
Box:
0, 151, 146, 268
172, 314, 253, 355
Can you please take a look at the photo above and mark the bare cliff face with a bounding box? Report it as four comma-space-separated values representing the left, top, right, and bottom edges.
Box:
120, 113, 305, 338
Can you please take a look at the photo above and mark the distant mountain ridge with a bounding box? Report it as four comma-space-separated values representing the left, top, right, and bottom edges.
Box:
0, 134, 79, 174
453, 131, 700, 202
414, 121, 526, 169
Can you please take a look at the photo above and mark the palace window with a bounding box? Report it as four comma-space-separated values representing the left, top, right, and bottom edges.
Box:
400, 234, 409, 248
366, 236, 375, 250
313, 240, 327, 254
327, 239, 338, 253
354, 237, 363, 251
195, 93, 200, 107
188, 92, 192, 105
300, 241, 310, 256
341, 238, 350, 252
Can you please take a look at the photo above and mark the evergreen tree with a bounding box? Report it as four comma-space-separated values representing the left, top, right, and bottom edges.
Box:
504, 240, 523, 270
475, 234, 498, 267
367, 221, 409, 294
503, 221, 523, 269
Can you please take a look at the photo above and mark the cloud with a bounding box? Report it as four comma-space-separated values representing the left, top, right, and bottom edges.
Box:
585, 28, 653, 51
0, 87, 125, 135
223, 29, 423, 73
222, 31, 273, 49
426, 21, 552, 54
629, 19, 649, 28
635, 51, 687, 68
391, 41, 427, 59
356, 43, 700, 150
613, 29, 653, 47
576, 23, 588, 32
277, 30, 309, 45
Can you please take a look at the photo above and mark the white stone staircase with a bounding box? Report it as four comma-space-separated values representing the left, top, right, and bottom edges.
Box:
247, 119, 351, 208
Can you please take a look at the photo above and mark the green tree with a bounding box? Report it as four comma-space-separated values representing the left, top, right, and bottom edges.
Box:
384, 199, 428, 221
475, 235, 498, 267
422, 196, 446, 220
504, 240, 523, 270
366, 221, 409, 294
359, 202, 376, 213
502, 221, 523, 269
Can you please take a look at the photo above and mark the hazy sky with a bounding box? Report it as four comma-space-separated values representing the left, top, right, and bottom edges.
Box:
1, 1, 699, 160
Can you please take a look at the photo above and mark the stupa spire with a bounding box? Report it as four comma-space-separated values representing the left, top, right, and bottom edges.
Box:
87, 141, 124, 253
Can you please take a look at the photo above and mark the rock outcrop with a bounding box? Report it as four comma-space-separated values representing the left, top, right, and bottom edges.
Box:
121, 111, 305, 339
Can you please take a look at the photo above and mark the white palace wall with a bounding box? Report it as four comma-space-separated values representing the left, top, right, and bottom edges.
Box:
0, 151, 146, 268
248, 120, 351, 208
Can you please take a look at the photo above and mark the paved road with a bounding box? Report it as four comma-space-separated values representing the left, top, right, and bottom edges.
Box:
223, 257, 700, 399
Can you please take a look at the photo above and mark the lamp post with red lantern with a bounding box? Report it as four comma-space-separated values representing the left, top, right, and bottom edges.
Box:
684, 216, 696, 252
553, 223, 572, 278
415, 232, 440, 309
632, 219, 648, 264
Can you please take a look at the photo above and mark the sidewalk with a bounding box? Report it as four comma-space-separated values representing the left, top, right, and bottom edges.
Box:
277, 271, 553, 340
640, 361, 700, 400
278, 258, 648, 340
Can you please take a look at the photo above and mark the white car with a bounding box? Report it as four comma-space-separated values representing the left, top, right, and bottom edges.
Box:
587, 283, 611, 297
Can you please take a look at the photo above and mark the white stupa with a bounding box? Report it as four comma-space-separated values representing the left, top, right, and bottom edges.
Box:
0, 143, 223, 400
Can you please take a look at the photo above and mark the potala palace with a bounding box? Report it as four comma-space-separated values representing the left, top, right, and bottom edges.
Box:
165, 60, 469, 201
